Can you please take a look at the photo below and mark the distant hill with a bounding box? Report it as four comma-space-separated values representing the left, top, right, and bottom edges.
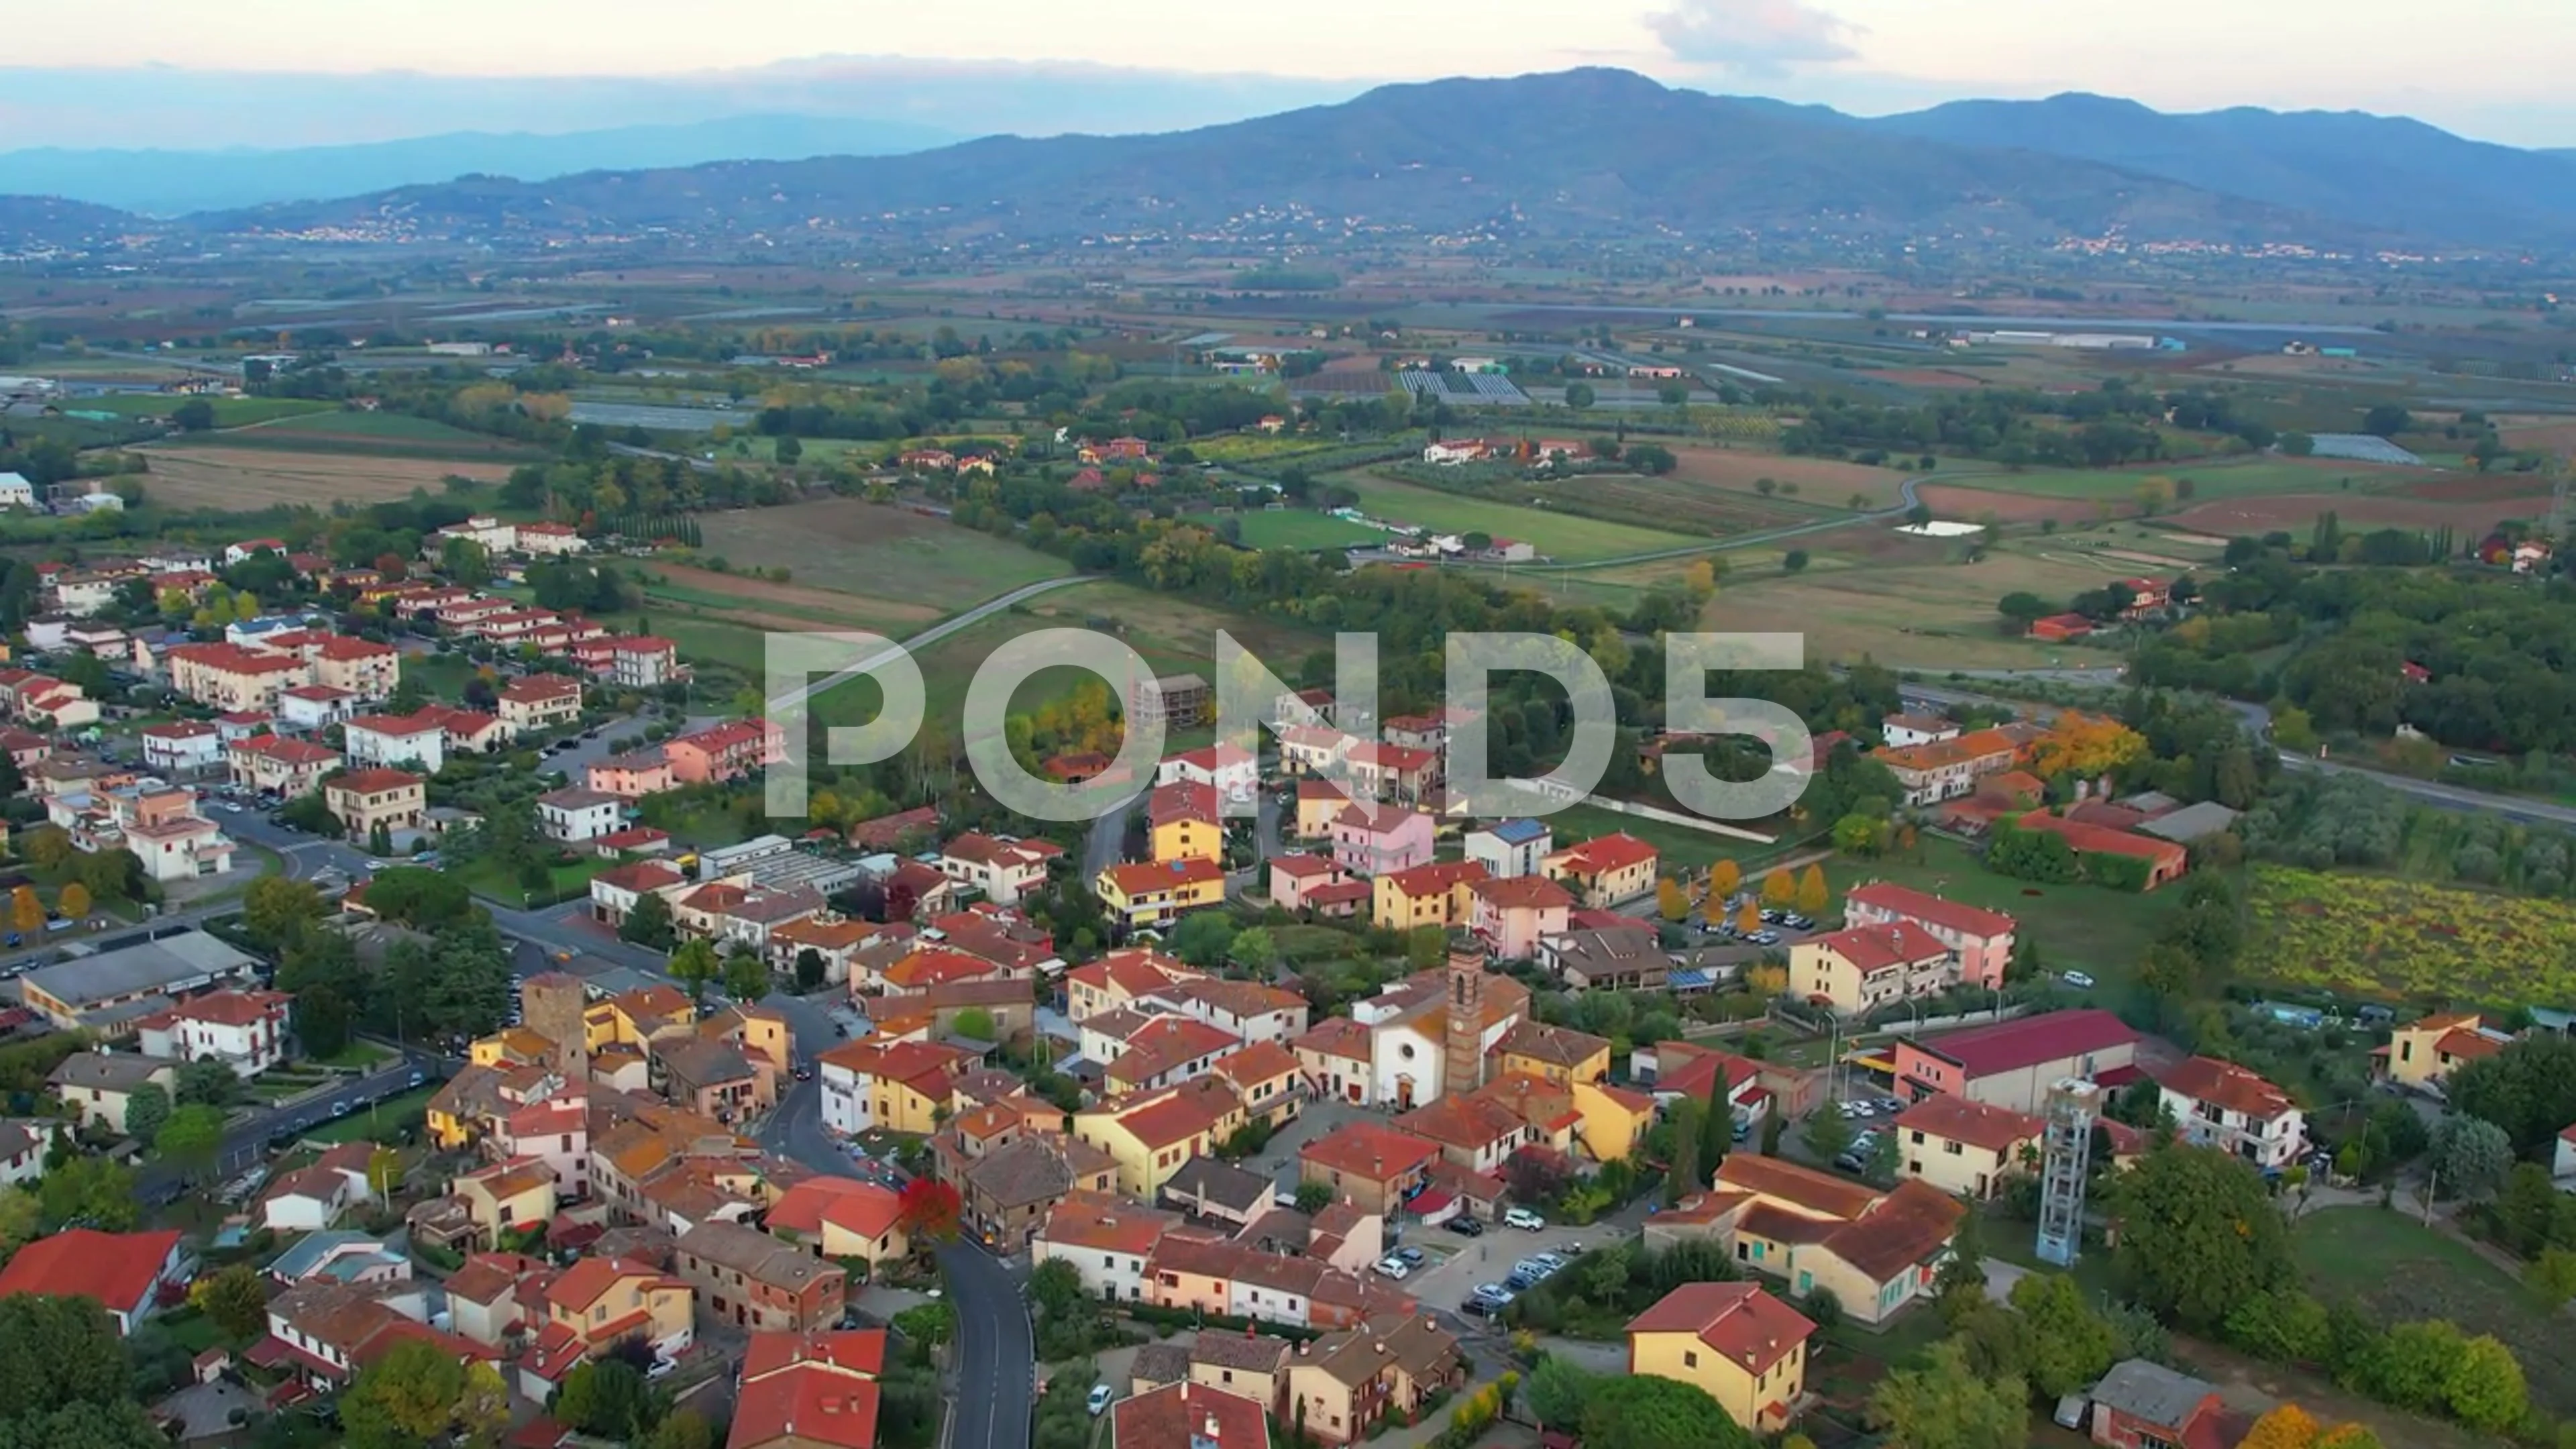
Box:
1869, 93, 2576, 246
7, 70, 2571, 254
187, 70, 2340, 249
0, 113, 963, 216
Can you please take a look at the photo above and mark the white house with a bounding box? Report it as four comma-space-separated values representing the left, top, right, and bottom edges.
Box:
341, 713, 447, 774
429, 515, 517, 556
126, 816, 238, 883
138, 721, 225, 775
1033, 1195, 1177, 1304
2156, 1057, 2306, 1171
1156, 743, 1258, 800
1880, 714, 1962, 749
513, 523, 589, 555
1463, 818, 1552, 879
136, 988, 292, 1077
936, 833, 1063, 907
0, 473, 34, 511
0, 1122, 46, 1188
815, 1052, 875, 1136
277, 684, 359, 733
536, 787, 623, 844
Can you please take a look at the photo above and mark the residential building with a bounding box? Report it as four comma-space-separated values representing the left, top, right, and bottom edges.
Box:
453, 1161, 559, 1246
138, 721, 224, 775
1462, 818, 1552, 879
1285, 1313, 1462, 1444
324, 768, 426, 840
1370, 859, 1488, 932
1149, 782, 1226, 865
537, 787, 623, 844
1115, 1381, 1268, 1449
1840, 884, 2016, 993
767, 1178, 910, 1271
1465, 875, 1573, 961
1879, 713, 1960, 749
1872, 728, 2025, 808
1626, 1281, 1815, 1434
1267, 853, 1355, 912
814, 1039, 975, 1138
500, 674, 585, 733
48, 1052, 180, 1132
2377, 1012, 2512, 1092
303, 635, 402, 700
1129, 672, 1211, 728
1681, 1156, 1966, 1326
124, 813, 237, 882
588, 748, 674, 799
663, 718, 784, 785
276, 684, 358, 733
247, 1279, 493, 1391
1092, 1014, 1243, 1097
1889, 1010, 2143, 1114
941, 1132, 1120, 1250
1541, 834, 1658, 908
1539, 924, 1667, 991
21, 932, 257, 1034
1393, 1093, 1532, 1176
1034, 1192, 1179, 1303
0, 1228, 187, 1334
1344, 741, 1438, 802
1157, 742, 1256, 797
163, 644, 312, 714
342, 712, 447, 773
938, 833, 1063, 906
590, 859, 690, 928
2008, 811, 2190, 890
674, 1220, 847, 1333
730, 1330, 891, 1449
1328, 802, 1434, 878
1889, 1094, 2042, 1200
228, 735, 341, 797
1097, 857, 1227, 930
519, 1256, 694, 1400
1788, 921, 1957, 1018
1297, 1121, 1441, 1216
2155, 1057, 2306, 1169
133, 988, 292, 1077
1066, 949, 1201, 1022
515, 522, 589, 555
2086, 1359, 2231, 1449
608, 636, 684, 688
1073, 1077, 1248, 1200
1188, 1330, 1291, 1414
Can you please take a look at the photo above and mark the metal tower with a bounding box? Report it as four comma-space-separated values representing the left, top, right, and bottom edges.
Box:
2035, 1077, 2102, 1268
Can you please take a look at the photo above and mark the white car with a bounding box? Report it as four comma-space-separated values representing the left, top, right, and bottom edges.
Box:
1503, 1206, 1546, 1231
1372, 1256, 1412, 1280
2062, 970, 2098, 990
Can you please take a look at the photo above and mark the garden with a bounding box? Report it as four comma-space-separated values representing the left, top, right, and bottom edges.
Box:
2244, 864, 2576, 1007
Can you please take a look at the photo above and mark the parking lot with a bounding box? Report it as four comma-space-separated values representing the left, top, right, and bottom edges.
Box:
1391, 1214, 1619, 1319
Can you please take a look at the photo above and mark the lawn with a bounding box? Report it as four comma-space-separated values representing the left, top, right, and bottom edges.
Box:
1334, 472, 1698, 562
1540, 802, 1791, 873
306, 1085, 438, 1144
311, 1041, 393, 1070
1830, 837, 2182, 979
453, 854, 616, 908
2293, 1207, 2576, 1416
2245, 864, 2576, 1008
1702, 540, 2135, 672
1938, 457, 2421, 502
1190, 510, 1385, 550
401, 651, 484, 702
169, 409, 545, 460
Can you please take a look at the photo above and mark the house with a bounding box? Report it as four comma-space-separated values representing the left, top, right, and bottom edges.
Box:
766, 1177, 912, 1271
134, 988, 292, 1077
1890, 1093, 2042, 1200
247, 1279, 494, 1391
1889, 1010, 2141, 1114
1267, 853, 1354, 913
814, 1038, 976, 1137
1129, 672, 1211, 729
323, 768, 427, 841
1541, 834, 1658, 908
517, 1256, 695, 1397
2114, 578, 2171, 620
1279, 726, 1350, 781
1073, 1077, 1249, 1200
0, 1122, 42, 1189
1297, 1121, 1441, 1216
664, 718, 784, 785
276, 684, 358, 733
537, 788, 623, 844
0, 1227, 186, 1334
514, 522, 590, 556
1701, 1157, 1966, 1326
1394, 1093, 1533, 1176
590, 859, 690, 928
1344, 742, 1439, 802
1539, 924, 1667, 991
1462, 818, 1552, 879
1150, 979, 1311, 1051
1627, 1281, 1815, 1433
941, 1131, 1120, 1250
2028, 613, 2096, 642
2087, 1358, 2230, 1449
125, 814, 238, 882
228, 735, 341, 798
1159, 1158, 1276, 1230
1328, 802, 1434, 878
1285, 1313, 1462, 1444
1841, 884, 2014, 990
1370, 859, 1488, 932
500, 674, 584, 733
139, 722, 224, 775
160, 644, 311, 714
675, 1220, 846, 1332
1099, 1015, 1244, 1097
602, 635, 682, 688
2009, 811, 2189, 890
2377, 1012, 2512, 1092
1034, 1192, 1179, 1303
2155, 1057, 2306, 1169
1097, 858, 1228, 930
1789, 921, 1957, 1017
1157, 742, 1256, 798
48, 1053, 180, 1132
1465, 875, 1573, 961
1150, 783, 1226, 865
1879, 713, 1960, 749
1116, 1381, 1269, 1449
1188, 1328, 1292, 1414
1293, 777, 1353, 838
453, 1161, 559, 1246
731, 1330, 892, 1449
938, 833, 1063, 906
585, 747, 674, 800
336, 712, 445, 774
264, 1228, 409, 1285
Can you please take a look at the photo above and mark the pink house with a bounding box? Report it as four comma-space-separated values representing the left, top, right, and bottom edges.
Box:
1841, 883, 2015, 991
1269, 853, 1354, 912
1328, 802, 1436, 877
1466, 875, 1574, 961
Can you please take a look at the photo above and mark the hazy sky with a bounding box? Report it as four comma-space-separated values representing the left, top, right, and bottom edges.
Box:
11, 0, 2575, 145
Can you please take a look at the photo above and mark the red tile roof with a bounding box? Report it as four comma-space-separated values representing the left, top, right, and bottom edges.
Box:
1842, 882, 2016, 939
2155, 1056, 2296, 1122
741, 1328, 890, 1383
1891, 1093, 2042, 1154
1041, 1191, 1177, 1257
1549, 833, 1656, 876
1112, 1380, 1269, 1449
1905, 1009, 2139, 1079
768, 1177, 904, 1238
728, 1363, 883, 1449
1627, 1281, 1815, 1377
329, 767, 423, 796
1299, 1121, 1441, 1182
1102, 858, 1225, 894
0, 1228, 180, 1314
2012, 810, 2188, 867
1148, 781, 1222, 828
1469, 875, 1574, 911
1806, 920, 1952, 973
1380, 859, 1489, 899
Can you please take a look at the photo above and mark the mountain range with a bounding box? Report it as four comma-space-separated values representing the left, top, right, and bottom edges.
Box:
6, 69, 2571, 254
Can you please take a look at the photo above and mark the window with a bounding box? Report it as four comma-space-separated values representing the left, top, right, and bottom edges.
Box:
1943, 1141, 1962, 1156
1908, 1130, 1924, 1145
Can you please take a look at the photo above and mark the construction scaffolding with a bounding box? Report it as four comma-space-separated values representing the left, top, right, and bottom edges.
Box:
2036, 1077, 2101, 1268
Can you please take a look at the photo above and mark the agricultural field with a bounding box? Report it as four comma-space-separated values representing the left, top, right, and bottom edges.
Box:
1699, 535, 2144, 670
2294, 1207, 2576, 1419
168, 409, 547, 460
2169, 484, 2557, 539
640, 561, 941, 635
696, 500, 1072, 612
2245, 864, 2576, 1008
1191, 509, 1385, 550
1334, 473, 1697, 561
134, 446, 517, 511
87, 394, 342, 427
1932, 456, 2422, 504
1665, 445, 1914, 510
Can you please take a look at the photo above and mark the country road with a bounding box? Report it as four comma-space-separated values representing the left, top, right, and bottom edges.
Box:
1393, 470, 1934, 575
763, 575, 1091, 715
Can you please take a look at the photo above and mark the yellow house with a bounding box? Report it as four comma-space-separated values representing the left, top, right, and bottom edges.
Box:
2379, 1012, 2510, 1091
818, 1038, 977, 1136
1787, 922, 1955, 1018
1493, 1020, 1611, 1087
1371, 860, 1489, 932
1073, 1077, 1245, 1199
586, 985, 698, 1054
1150, 782, 1224, 865
470, 1026, 558, 1069
453, 1161, 559, 1246
1212, 1040, 1303, 1129
1541, 833, 1658, 908
1294, 779, 1352, 839
1888, 1093, 2041, 1201
540, 1255, 694, 1360
1627, 1281, 1815, 1434
1097, 858, 1227, 930
1705, 1156, 1965, 1327
1570, 1078, 1659, 1164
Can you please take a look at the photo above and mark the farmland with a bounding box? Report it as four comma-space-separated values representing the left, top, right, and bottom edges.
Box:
1698, 535, 2145, 670
2168, 487, 2556, 539
2245, 864, 2576, 1008
88, 394, 342, 427
134, 445, 518, 510
1665, 445, 1917, 510
639, 561, 941, 634
167, 409, 546, 460
696, 499, 1071, 611
1934, 457, 2424, 502
1334, 473, 1697, 561
2294, 1208, 2576, 1418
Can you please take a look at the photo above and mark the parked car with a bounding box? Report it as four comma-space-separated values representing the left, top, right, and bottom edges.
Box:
1087, 1385, 1114, 1417
1395, 1246, 1426, 1267
2061, 970, 2097, 990
1503, 1206, 1546, 1230
1529, 1252, 1566, 1271
1458, 1297, 1494, 1318
1448, 1215, 1483, 1237
1373, 1256, 1412, 1280
1503, 1271, 1538, 1292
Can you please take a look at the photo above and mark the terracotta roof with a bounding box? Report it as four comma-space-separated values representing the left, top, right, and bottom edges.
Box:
1892, 1093, 2042, 1154
1627, 1281, 1815, 1377
1042, 1191, 1179, 1257
1268, 853, 1336, 879
1294, 1017, 1373, 1063
1713, 1153, 1882, 1222
1547, 833, 1656, 875
1492, 1019, 1609, 1069
0, 1228, 178, 1312
1905, 1009, 2139, 1078
2434, 1026, 2508, 1063
767, 1177, 901, 1238
1817, 1179, 1964, 1281
1149, 781, 1222, 828
329, 767, 422, 795
1065, 949, 1200, 1000
1101, 858, 1225, 894
881, 947, 1004, 992
1843, 882, 2016, 939
1212, 1040, 1301, 1091
1379, 859, 1488, 898
2155, 1056, 2296, 1121
1395, 1093, 1527, 1152
1112, 1381, 1269, 1449
1299, 1121, 1440, 1181
2011, 810, 2188, 865
1189, 1329, 1291, 1374
676, 1220, 839, 1295
1110, 1016, 1242, 1089
729, 1363, 882, 1449
1873, 727, 2022, 774
1470, 875, 1575, 911
1647, 1040, 1759, 1102
741, 1328, 890, 1383
1098, 1077, 1241, 1151
962, 1135, 1114, 1211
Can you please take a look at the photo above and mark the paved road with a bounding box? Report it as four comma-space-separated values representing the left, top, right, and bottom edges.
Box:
138, 1048, 439, 1200
764, 576, 1091, 716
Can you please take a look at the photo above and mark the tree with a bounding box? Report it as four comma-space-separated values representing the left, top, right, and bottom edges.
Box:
2526, 1247, 2576, 1308
0, 1189, 35, 1266
1869, 1338, 2026, 1449
552, 1357, 657, 1440
721, 951, 770, 1004
1794, 865, 1827, 916
1760, 868, 1795, 908
242, 877, 325, 949
621, 890, 677, 949
0, 1295, 136, 1427
1525, 1357, 1597, 1434
123, 1083, 171, 1146
951, 1008, 998, 1043
154, 1104, 227, 1180
667, 938, 720, 1007
1783, 549, 1811, 572
2235, 1404, 2323, 1449
2361, 404, 2413, 439
36, 1157, 135, 1232
6, 888, 36, 936
1804, 1108, 1854, 1164
2448, 1035, 2576, 1157
2425, 1115, 2512, 1200
1733, 900, 1760, 935
2008, 1271, 2118, 1398
1708, 859, 1740, 901
54, 885, 87, 922
171, 398, 217, 431
1228, 926, 1275, 971
173, 1059, 237, 1109
189, 1264, 270, 1340
2110, 1143, 2291, 1330
637, 1409, 718, 1449
1935, 1209, 1990, 1319
2442, 1333, 2527, 1432
1579, 1374, 1754, 1449
1996, 592, 2051, 629
896, 1177, 962, 1244
794, 947, 827, 991
1564, 383, 1595, 411
2280, 431, 2316, 458
1656, 877, 1689, 921
1169, 912, 1238, 968
341, 1338, 470, 1449
1294, 1181, 1334, 1215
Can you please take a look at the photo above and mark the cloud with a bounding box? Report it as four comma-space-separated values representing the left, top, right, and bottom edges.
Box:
1647, 0, 1861, 74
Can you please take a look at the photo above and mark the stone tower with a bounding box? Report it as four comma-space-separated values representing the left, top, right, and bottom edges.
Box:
1442, 944, 1487, 1097
519, 971, 590, 1081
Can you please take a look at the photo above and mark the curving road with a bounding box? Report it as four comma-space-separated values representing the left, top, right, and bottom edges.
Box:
764, 575, 1091, 716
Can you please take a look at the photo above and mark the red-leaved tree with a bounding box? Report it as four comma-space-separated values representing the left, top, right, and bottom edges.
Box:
896, 1177, 963, 1244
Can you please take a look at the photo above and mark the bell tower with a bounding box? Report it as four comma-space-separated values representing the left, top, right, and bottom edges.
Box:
1443, 942, 1487, 1096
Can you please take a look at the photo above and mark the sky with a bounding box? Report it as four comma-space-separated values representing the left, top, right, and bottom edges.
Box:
6, 0, 2573, 148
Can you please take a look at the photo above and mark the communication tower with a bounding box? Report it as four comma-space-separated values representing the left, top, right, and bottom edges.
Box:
2035, 1077, 2101, 1268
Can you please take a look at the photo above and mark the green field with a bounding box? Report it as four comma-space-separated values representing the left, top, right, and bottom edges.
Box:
1191, 510, 1384, 550
89, 395, 341, 426
1829, 837, 2183, 979
696, 500, 1072, 612
162, 409, 545, 460
2294, 1207, 2575, 1417
1539, 803, 1788, 873
1335, 473, 1697, 562
1941, 457, 2418, 501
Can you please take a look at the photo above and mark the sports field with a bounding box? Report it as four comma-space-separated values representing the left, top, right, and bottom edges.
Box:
1335, 474, 1696, 561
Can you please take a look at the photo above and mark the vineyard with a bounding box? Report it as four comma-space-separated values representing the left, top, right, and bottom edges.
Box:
2244, 864, 2576, 1008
